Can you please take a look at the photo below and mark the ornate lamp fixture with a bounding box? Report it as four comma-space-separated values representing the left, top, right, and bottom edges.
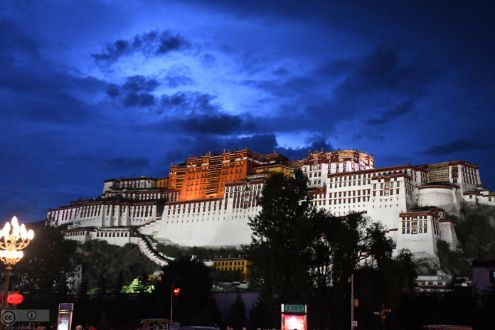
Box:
0, 216, 34, 308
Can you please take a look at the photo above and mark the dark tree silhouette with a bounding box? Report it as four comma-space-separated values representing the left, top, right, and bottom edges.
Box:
154, 256, 213, 325
14, 223, 77, 315
248, 171, 418, 329
226, 292, 246, 330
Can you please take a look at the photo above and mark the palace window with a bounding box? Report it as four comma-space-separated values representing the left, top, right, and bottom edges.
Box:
411, 220, 418, 234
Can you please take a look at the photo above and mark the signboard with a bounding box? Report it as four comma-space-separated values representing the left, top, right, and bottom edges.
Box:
281, 304, 307, 314
58, 303, 73, 312
281, 304, 307, 330
1, 310, 50, 325
57, 303, 74, 330
282, 314, 306, 330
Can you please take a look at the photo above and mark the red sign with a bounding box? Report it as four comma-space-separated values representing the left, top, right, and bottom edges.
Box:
281, 314, 306, 330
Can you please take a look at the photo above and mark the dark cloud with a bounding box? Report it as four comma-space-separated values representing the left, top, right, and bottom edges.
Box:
157, 34, 188, 54
148, 91, 259, 135
201, 53, 217, 67
352, 132, 385, 141
237, 51, 267, 74
0, 61, 103, 96
106, 84, 120, 97
202, 0, 495, 71
0, 18, 39, 56
0, 189, 44, 222
334, 48, 437, 100
317, 58, 357, 77
234, 134, 279, 154
164, 74, 194, 88
65, 154, 153, 179
0, 65, 103, 124
273, 67, 289, 76
106, 75, 158, 107
276, 47, 438, 128
243, 47, 436, 134
93, 30, 191, 64
123, 93, 155, 107
163, 133, 279, 165
123, 75, 159, 92
17, 93, 96, 123
0, 18, 104, 97
421, 139, 494, 156
0, 18, 105, 124
180, 114, 244, 134
101, 157, 150, 171
366, 100, 415, 125
125, 89, 253, 135
163, 133, 333, 166
277, 135, 333, 160
160, 91, 218, 114
245, 76, 317, 98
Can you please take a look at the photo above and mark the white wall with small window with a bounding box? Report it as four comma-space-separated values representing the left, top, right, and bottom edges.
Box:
396, 212, 439, 256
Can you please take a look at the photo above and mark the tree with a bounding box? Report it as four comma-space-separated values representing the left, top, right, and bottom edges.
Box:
457, 205, 495, 259
212, 269, 243, 283
355, 250, 417, 329
191, 296, 221, 327
437, 240, 471, 275
248, 296, 272, 329
307, 212, 393, 328
248, 171, 416, 329
478, 284, 495, 328
14, 223, 77, 310
74, 240, 156, 292
226, 292, 246, 330
248, 170, 315, 309
154, 256, 213, 324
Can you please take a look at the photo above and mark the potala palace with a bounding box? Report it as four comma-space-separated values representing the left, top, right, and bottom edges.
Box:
47, 149, 495, 265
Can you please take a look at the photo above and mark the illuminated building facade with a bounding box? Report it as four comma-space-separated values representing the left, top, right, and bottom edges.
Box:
168, 150, 287, 201
212, 257, 251, 281
48, 149, 494, 262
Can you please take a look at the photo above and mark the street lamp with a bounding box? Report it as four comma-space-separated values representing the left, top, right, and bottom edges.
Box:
0, 216, 34, 309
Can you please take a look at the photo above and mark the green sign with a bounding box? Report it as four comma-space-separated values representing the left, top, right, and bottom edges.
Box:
281, 304, 307, 314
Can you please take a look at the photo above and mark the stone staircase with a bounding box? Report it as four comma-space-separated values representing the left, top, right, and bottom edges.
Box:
139, 217, 160, 236
133, 231, 173, 267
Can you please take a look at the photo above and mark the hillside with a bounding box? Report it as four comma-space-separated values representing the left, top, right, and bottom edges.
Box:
437, 204, 495, 276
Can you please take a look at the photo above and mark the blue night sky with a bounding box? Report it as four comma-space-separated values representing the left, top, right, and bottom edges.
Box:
1, 1, 494, 221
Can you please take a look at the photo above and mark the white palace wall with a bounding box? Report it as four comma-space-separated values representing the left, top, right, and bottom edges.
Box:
439, 221, 458, 249
148, 182, 263, 246
417, 186, 461, 215
396, 212, 441, 255
48, 153, 493, 260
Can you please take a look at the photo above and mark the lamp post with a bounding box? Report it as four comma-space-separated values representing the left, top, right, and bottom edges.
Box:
170, 284, 181, 326
170, 284, 174, 325
350, 273, 355, 330
350, 252, 368, 330
0, 216, 34, 309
